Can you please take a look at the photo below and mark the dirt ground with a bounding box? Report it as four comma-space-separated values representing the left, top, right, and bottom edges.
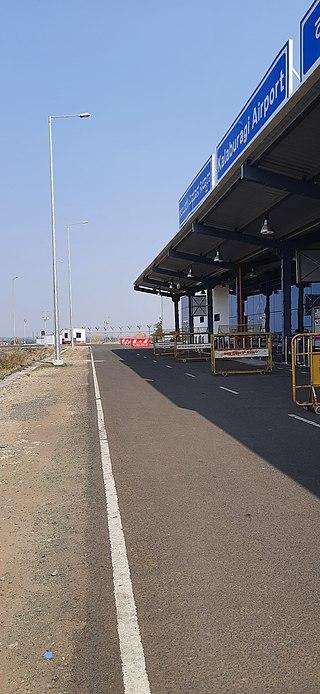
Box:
0, 347, 123, 694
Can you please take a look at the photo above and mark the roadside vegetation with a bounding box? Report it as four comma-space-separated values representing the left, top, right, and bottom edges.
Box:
0, 346, 51, 379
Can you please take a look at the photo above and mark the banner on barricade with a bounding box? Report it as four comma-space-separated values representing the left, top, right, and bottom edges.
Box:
120, 337, 151, 348
215, 348, 269, 359
131, 337, 151, 348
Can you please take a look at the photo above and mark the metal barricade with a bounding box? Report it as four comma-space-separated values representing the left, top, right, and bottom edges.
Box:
153, 332, 177, 356
174, 332, 211, 362
211, 332, 273, 375
291, 333, 320, 414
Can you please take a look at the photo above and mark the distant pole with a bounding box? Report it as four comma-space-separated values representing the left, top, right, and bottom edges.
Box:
12, 276, 18, 345
42, 313, 50, 339
48, 116, 62, 364
23, 318, 27, 344
66, 223, 73, 348
160, 295, 164, 326
66, 220, 88, 348
48, 112, 90, 364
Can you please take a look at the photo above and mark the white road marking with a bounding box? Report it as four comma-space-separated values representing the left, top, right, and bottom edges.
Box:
165, 365, 173, 369
219, 386, 239, 395
185, 373, 196, 378
288, 413, 320, 429
83, 359, 105, 363
90, 349, 151, 694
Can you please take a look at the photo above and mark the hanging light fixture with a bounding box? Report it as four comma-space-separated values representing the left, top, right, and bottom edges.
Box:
187, 266, 193, 278
249, 268, 257, 278
214, 247, 223, 262
260, 216, 274, 236
169, 280, 174, 289
176, 282, 181, 290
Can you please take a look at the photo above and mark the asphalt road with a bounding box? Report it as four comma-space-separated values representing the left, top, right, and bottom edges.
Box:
92, 345, 320, 694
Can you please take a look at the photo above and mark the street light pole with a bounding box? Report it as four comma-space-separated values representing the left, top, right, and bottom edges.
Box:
48, 112, 90, 365
12, 276, 18, 345
23, 319, 27, 344
66, 220, 88, 348
48, 116, 62, 365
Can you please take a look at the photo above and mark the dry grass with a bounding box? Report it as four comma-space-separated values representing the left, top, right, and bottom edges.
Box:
0, 347, 52, 379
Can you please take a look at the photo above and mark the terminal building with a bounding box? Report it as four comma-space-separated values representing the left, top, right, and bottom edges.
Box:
134, 1, 320, 362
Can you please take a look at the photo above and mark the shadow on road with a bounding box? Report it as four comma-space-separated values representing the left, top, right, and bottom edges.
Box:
111, 347, 320, 500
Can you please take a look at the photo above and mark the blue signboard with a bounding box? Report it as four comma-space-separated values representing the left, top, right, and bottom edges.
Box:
301, 0, 320, 80
179, 156, 213, 228
216, 42, 292, 182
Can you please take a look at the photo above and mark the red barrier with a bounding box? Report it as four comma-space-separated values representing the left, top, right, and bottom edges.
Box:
131, 338, 151, 348
120, 337, 151, 348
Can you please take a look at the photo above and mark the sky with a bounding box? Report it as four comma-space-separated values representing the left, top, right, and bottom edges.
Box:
0, 0, 309, 337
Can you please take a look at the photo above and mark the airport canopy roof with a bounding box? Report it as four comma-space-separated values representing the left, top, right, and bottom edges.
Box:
134, 63, 320, 298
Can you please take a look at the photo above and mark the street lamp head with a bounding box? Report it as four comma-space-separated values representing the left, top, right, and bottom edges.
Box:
79, 112, 91, 118
68, 220, 89, 228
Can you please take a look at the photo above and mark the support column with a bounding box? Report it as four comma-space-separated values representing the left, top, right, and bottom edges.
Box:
265, 292, 270, 333
173, 297, 180, 333
281, 249, 292, 362
188, 295, 194, 335
236, 266, 244, 330
207, 287, 213, 335
298, 282, 304, 333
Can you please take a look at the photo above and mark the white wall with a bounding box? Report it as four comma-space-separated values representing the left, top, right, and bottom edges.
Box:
36, 333, 60, 346
162, 296, 175, 331
180, 287, 230, 333
212, 286, 230, 333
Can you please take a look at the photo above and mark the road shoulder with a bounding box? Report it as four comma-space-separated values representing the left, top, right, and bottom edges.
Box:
0, 347, 122, 693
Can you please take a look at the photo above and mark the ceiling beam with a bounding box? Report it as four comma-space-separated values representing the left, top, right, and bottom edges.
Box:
169, 248, 234, 270
192, 221, 282, 249
241, 163, 320, 200
134, 285, 161, 295
141, 277, 187, 295
207, 270, 236, 289
142, 277, 171, 289
152, 266, 205, 282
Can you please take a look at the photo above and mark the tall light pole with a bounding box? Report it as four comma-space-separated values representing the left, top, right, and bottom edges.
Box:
23, 319, 27, 344
12, 276, 19, 345
67, 220, 88, 348
48, 112, 90, 365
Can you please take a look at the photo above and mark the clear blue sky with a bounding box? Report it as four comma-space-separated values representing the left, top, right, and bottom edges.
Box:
0, 0, 308, 336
